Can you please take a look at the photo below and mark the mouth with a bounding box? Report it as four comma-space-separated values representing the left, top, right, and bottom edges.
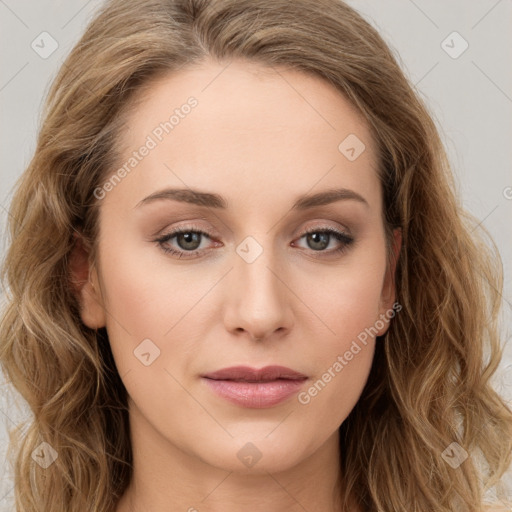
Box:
201, 365, 308, 408
201, 365, 308, 382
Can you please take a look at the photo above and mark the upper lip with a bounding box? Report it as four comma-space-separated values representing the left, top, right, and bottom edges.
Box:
201, 365, 307, 382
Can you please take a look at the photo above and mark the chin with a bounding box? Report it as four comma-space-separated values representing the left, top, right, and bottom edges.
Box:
188, 430, 318, 475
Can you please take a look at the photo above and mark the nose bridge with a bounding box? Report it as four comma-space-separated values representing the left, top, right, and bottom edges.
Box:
224, 233, 293, 339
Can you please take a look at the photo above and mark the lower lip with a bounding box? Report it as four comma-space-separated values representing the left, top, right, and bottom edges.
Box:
202, 378, 307, 408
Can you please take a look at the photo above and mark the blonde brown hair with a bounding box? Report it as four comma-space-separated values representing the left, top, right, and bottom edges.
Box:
1, 0, 511, 510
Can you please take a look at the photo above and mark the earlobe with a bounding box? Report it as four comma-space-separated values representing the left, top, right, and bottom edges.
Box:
377, 227, 402, 336
68, 233, 106, 329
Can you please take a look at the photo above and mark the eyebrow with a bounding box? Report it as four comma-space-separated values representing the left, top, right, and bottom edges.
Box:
135, 187, 369, 210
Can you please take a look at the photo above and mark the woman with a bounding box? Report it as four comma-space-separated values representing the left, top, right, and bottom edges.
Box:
1, 0, 511, 510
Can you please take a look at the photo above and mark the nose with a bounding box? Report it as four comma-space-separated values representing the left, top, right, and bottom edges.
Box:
222, 240, 294, 343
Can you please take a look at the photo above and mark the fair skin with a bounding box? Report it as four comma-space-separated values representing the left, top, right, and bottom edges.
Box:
71, 58, 401, 512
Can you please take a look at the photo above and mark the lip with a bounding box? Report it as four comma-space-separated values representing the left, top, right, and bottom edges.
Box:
201, 365, 308, 408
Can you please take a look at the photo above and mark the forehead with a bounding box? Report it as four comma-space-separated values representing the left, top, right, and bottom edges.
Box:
109, 58, 381, 213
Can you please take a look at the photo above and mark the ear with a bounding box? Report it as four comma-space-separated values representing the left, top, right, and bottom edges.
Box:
376, 227, 402, 335
68, 232, 106, 329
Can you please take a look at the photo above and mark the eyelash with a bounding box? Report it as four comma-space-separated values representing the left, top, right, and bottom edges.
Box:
154, 224, 354, 260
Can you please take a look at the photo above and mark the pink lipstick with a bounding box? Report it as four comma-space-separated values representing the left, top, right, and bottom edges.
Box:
201, 365, 308, 408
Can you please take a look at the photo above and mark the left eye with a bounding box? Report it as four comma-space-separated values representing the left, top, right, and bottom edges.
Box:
294, 227, 354, 253
155, 229, 213, 257
155, 226, 354, 259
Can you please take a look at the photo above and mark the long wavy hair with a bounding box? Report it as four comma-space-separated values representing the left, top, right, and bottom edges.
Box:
1, 0, 511, 510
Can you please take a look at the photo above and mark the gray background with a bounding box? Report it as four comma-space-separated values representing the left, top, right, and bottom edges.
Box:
1, 0, 511, 508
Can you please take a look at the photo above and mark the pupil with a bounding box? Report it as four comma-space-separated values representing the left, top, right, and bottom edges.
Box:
178, 232, 201, 250
308, 232, 329, 251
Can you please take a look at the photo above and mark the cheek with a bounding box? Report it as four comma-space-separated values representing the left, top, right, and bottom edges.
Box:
98, 219, 388, 359
98, 209, 386, 342
296, 340, 376, 435
97, 222, 197, 333
301, 283, 380, 411
293, 245, 386, 419
303, 245, 387, 348
93, 222, 387, 462
93, 231, 177, 372
293, 266, 385, 430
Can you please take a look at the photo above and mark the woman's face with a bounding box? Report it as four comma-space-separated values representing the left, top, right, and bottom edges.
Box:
78, 58, 400, 475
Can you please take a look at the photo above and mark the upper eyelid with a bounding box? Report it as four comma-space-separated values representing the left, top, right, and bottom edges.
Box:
157, 217, 352, 236
158, 224, 351, 238
157, 225, 353, 247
